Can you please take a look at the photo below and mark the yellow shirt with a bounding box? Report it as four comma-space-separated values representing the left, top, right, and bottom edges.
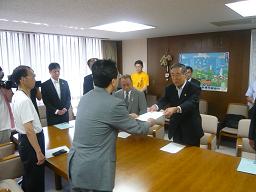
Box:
131, 71, 149, 91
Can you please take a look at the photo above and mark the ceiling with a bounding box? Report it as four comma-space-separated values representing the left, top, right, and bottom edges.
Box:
0, 0, 256, 40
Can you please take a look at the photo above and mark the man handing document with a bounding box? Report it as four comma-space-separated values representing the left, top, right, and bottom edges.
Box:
149, 63, 203, 146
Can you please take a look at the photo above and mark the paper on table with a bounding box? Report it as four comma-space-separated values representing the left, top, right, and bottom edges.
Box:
237, 158, 256, 175
45, 146, 69, 159
136, 111, 164, 122
54, 122, 74, 129
160, 142, 185, 153
118, 132, 131, 138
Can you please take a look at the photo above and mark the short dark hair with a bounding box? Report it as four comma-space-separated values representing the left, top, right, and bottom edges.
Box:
12, 65, 31, 85
121, 74, 133, 83
92, 59, 118, 88
87, 58, 98, 66
186, 66, 193, 73
48, 63, 60, 71
170, 63, 187, 74
134, 60, 143, 68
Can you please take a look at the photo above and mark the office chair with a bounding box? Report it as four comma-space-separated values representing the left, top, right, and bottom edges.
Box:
236, 119, 255, 159
217, 103, 248, 148
200, 114, 218, 150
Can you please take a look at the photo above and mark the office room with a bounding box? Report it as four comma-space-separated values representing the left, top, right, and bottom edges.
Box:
0, 0, 256, 192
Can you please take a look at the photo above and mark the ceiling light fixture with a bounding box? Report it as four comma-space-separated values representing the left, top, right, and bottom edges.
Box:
90, 21, 155, 32
0, 18, 8, 22
225, 0, 256, 17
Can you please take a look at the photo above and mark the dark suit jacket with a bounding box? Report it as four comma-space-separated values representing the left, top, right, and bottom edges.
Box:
157, 81, 204, 146
41, 79, 71, 125
190, 78, 201, 87
249, 103, 256, 144
83, 74, 94, 95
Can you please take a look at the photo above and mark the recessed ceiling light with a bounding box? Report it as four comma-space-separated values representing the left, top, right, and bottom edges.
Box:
90, 21, 155, 32
0, 18, 8, 22
225, 0, 256, 17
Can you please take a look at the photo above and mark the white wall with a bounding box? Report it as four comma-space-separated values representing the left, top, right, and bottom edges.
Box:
122, 39, 147, 75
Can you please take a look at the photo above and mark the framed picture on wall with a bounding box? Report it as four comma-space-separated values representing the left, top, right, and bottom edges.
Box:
179, 52, 229, 92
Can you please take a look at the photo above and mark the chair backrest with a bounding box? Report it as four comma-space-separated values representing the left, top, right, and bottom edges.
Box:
237, 119, 251, 137
38, 105, 75, 126
199, 99, 208, 114
0, 143, 15, 159
227, 103, 248, 118
201, 114, 218, 134
38, 105, 47, 127
0, 156, 24, 180
0, 143, 24, 180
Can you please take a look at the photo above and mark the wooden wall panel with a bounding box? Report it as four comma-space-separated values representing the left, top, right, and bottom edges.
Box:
147, 30, 251, 119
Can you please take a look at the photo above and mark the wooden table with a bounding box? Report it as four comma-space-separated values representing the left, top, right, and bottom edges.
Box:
42, 125, 256, 192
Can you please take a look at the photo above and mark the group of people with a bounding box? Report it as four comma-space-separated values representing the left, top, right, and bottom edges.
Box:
0, 63, 71, 192
1, 58, 256, 192
68, 61, 205, 192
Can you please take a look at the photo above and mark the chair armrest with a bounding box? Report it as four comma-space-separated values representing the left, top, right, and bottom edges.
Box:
236, 137, 243, 157
0, 153, 20, 162
0, 154, 24, 180
0, 142, 13, 148
0, 142, 15, 158
207, 134, 216, 150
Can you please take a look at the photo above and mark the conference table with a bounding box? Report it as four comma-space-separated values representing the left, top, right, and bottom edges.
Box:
38, 123, 256, 192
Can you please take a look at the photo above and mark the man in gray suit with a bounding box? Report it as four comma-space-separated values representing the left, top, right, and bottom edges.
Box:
114, 74, 147, 115
68, 59, 157, 192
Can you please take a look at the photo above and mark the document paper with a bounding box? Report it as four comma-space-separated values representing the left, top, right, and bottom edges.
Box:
160, 142, 185, 153
118, 132, 131, 138
237, 157, 256, 175
136, 111, 164, 122
46, 146, 69, 159
54, 122, 74, 129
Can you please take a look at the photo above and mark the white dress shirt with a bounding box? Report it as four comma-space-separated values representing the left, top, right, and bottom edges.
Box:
51, 78, 61, 99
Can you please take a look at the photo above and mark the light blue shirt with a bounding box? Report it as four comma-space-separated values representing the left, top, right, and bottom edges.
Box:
245, 81, 256, 108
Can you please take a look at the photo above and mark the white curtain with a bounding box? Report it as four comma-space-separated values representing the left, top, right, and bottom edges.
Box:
0, 31, 102, 107
249, 29, 256, 84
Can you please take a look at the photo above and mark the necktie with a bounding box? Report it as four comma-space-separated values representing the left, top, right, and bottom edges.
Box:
2, 91, 15, 128
124, 91, 129, 107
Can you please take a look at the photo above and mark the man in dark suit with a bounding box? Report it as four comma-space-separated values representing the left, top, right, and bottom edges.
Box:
186, 66, 201, 88
83, 58, 98, 95
149, 63, 203, 146
113, 74, 147, 115
41, 63, 71, 126
249, 102, 256, 150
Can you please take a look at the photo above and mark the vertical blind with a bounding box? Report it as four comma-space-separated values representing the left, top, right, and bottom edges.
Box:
0, 31, 102, 105
250, 29, 256, 85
